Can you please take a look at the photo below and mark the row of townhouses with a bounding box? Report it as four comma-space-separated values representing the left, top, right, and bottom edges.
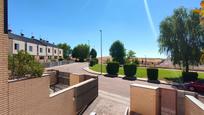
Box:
8, 30, 63, 62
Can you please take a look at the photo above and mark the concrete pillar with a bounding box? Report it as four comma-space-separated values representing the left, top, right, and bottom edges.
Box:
0, 0, 9, 114
130, 84, 160, 115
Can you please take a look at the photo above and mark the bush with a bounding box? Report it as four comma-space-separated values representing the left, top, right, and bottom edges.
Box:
30, 61, 44, 77
147, 68, 159, 81
132, 58, 139, 66
8, 51, 44, 78
124, 64, 137, 77
89, 58, 98, 67
182, 72, 198, 82
106, 62, 119, 75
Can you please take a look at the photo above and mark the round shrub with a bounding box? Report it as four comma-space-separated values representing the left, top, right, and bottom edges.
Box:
124, 64, 137, 77
182, 72, 198, 82
147, 68, 159, 81
89, 58, 98, 67
106, 62, 119, 75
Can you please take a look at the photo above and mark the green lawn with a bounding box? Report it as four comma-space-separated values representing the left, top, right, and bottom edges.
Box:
90, 64, 204, 81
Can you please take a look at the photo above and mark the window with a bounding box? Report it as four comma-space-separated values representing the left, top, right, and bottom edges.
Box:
40, 48, 43, 53
59, 51, 61, 54
29, 46, 33, 52
14, 43, 19, 50
48, 48, 50, 53
39, 56, 44, 60
55, 50, 56, 54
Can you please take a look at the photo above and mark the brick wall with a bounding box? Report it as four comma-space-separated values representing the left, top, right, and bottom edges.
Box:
8, 76, 76, 115
8, 75, 98, 115
185, 95, 204, 115
0, 0, 9, 114
130, 84, 160, 115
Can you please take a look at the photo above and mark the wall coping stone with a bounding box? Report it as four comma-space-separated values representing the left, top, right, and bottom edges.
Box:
186, 95, 204, 110
131, 84, 159, 90
8, 74, 49, 83
49, 78, 96, 98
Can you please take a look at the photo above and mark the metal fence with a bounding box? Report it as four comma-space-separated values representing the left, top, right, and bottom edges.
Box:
42, 60, 74, 68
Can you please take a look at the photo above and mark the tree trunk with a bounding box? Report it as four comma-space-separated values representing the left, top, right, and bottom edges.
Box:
185, 62, 189, 72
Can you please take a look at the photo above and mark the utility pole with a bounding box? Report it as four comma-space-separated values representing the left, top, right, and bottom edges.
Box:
100, 30, 103, 75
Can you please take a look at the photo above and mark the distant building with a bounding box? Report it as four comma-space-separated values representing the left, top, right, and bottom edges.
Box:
8, 31, 63, 63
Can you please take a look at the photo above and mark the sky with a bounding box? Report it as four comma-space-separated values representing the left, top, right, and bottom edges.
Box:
8, 0, 201, 58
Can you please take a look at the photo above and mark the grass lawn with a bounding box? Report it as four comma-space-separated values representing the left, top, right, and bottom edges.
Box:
90, 64, 204, 81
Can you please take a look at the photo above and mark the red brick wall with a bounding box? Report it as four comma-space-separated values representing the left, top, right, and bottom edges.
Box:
0, 0, 9, 114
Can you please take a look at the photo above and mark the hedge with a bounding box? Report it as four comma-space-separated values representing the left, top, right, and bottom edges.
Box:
182, 72, 198, 82
124, 64, 137, 77
89, 58, 98, 67
147, 68, 158, 81
106, 62, 119, 75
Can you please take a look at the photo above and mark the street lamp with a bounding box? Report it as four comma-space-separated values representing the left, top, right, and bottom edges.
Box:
100, 30, 103, 75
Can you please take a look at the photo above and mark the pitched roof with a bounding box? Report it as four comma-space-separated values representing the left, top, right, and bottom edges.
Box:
8, 32, 58, 48
8, 32, 40, 45
37, 39, 57, 47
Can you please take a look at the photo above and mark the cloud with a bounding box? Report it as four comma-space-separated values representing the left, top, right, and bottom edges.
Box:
144, 0, 157, 39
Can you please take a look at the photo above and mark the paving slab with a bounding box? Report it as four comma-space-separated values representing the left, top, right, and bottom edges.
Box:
83, 90, 129, 115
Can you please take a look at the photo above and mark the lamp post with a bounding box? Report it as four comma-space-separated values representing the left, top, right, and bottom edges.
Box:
100, 30, 103, 75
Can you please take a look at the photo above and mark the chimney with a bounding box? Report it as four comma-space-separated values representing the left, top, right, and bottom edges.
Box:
46, 41, 49, 43
8, 29, 12, 33
40, 38, 42, 41
31, 36, 35, 39
20, 33, 24, 37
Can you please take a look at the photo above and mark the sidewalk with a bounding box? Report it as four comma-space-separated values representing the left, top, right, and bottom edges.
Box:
83, 90, 129, 115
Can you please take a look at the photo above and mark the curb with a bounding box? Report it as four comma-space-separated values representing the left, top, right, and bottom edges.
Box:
83, 67, 171, 85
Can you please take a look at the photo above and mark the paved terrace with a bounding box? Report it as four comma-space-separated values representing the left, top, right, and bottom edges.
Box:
47, 63, 173, 115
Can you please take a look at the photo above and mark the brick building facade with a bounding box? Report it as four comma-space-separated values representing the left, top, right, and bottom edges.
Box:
0, 0, 8, 114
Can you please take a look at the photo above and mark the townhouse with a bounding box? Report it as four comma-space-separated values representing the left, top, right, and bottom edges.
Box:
8, 30, 63, 62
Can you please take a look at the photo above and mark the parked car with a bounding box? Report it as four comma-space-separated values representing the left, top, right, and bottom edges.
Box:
184, 80, 204, 92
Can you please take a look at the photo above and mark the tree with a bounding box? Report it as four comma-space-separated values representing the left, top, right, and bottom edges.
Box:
72, 44, 90, 62
90, 48, 97, 58
158, 7, 204, 72
127, 50, 136, 59
8, 50, 44, 78
57, 43, 71, 59
109, 40, 126, 64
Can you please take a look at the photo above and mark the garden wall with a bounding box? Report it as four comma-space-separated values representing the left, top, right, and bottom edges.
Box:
185, 95, 204, 115
130, 84, 204, 115
0, 0, 9, 114
8, 74, 98, 115
130, 84, 160, 115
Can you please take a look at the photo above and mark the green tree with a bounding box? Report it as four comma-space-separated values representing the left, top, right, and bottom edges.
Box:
90, 48, 97, 58
158, 7, 204, 72
8, 50, 44, 78
72, 44, 90, 62
127, 50, 136, 59
57, 43, 71, 59
109, 40, 126, 64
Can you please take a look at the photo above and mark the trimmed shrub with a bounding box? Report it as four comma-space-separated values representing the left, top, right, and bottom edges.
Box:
124, 64, 137, 77
89, 58, 98, 67
182, 72, 198, 82
147, 68, 159, 81
106, 62, 119, 75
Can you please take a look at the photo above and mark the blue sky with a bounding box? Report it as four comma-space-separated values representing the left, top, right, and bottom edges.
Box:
8, 0, 201, 58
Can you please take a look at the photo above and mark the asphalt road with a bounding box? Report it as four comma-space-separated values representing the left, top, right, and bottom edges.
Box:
47, 62, 173, 98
